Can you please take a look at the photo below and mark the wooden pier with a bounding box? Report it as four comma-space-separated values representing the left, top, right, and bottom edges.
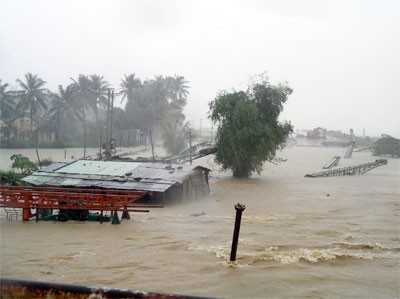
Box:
305, 159, 387, 178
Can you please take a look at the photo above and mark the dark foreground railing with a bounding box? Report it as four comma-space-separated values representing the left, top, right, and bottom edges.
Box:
0, 278, 216, 299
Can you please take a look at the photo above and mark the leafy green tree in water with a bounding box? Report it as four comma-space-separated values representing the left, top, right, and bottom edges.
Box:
373, 134, 400, 157
209, 76, 293, 178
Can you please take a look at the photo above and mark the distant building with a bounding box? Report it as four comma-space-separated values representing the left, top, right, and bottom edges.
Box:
0, 116, 34, 142
307, 127, 326, 139
0, 116, 56, 145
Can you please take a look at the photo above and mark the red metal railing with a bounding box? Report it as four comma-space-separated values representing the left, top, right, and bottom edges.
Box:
0, 186, 148, 220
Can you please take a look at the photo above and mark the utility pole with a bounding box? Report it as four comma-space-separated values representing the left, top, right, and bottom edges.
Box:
189, 130, 192, 165
110, 90, 114, 156
200, 119, 202, 136
104, 89, 114, 159
150, 130, 155, 161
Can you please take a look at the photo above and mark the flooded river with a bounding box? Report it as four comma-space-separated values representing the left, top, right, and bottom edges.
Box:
0, 146, 399, 298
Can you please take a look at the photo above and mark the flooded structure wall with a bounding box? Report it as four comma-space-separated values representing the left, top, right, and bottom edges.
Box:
22, 159, 210, 204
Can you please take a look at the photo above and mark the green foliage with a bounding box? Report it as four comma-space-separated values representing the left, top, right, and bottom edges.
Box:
124, 75, 189, 135
2, 72, 190, 149
0, 79, 15, 119
162, 120, 191, 155
38, 158, 53, 167
16, 73, 49, 136
373, 135, 400, 157
120, 73, 142, 105
355, 136, 376, 148
10, 154, 38, 174
49, 84, 82, 144
209, 76, 293, 177
0, 170, 26, 185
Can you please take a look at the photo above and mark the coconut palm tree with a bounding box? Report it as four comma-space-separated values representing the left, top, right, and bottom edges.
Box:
49, 84, 82, 143
15, 73, 49, 138
152, 75, 169, 125
70, 74, 92, 155
119, 74, 142, 105
89, 74, 109, 125
167, 75, 189, 110
70, 74, 91, 113
0, 79, 14, 119
0, 80, 19, 146
162, 119, 191, 155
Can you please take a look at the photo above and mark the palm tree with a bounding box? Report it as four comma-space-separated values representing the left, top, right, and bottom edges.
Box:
49, 84, 82, 143
0, 80, 19, 146
119, 74, 142, 105
151, 76, 169, 130
15, 73, 49, 138
71, 74, 92, 155
0, 79, 14, 119
167, 75, 189, 110
162, 119, 191, 155
70, 74, 91, 113
89, 74, 109, 125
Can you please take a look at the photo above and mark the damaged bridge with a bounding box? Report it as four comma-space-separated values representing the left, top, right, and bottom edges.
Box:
305, 159, 388, 178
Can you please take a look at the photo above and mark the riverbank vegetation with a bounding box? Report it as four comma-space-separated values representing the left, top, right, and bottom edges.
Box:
0, 73, 191, 152
0, 154, 47, 185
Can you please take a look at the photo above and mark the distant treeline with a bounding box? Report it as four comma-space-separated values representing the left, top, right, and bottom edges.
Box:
0, 73, 190, 150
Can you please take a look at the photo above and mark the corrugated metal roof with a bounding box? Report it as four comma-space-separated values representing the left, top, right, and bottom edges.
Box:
23, 160, 210, 193
55, 160, 141, 176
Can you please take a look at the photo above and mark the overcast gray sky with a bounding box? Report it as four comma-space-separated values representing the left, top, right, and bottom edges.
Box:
1, 0, 399, 137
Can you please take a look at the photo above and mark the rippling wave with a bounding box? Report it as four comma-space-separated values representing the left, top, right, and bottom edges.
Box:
188, 240, 400, 266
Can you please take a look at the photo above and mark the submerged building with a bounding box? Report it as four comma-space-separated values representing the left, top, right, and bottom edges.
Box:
22, 159, 211, 204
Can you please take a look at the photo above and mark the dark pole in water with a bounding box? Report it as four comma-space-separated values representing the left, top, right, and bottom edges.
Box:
230, 203, 246, 261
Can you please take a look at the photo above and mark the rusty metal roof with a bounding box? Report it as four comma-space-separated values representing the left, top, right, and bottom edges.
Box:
23, 159, 210, 192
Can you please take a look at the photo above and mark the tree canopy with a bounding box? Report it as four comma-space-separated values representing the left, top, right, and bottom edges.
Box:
162, 120, 191, 155
209, 77, 293, 178
373, 134, 400, 157
1, 72, 190, 150
16, 73, 49, 136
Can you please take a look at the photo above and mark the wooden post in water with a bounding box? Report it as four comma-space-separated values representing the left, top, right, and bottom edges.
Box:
230, 203, 246, 261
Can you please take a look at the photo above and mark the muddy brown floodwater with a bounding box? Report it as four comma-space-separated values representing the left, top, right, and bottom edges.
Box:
0, 146, 399, 298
